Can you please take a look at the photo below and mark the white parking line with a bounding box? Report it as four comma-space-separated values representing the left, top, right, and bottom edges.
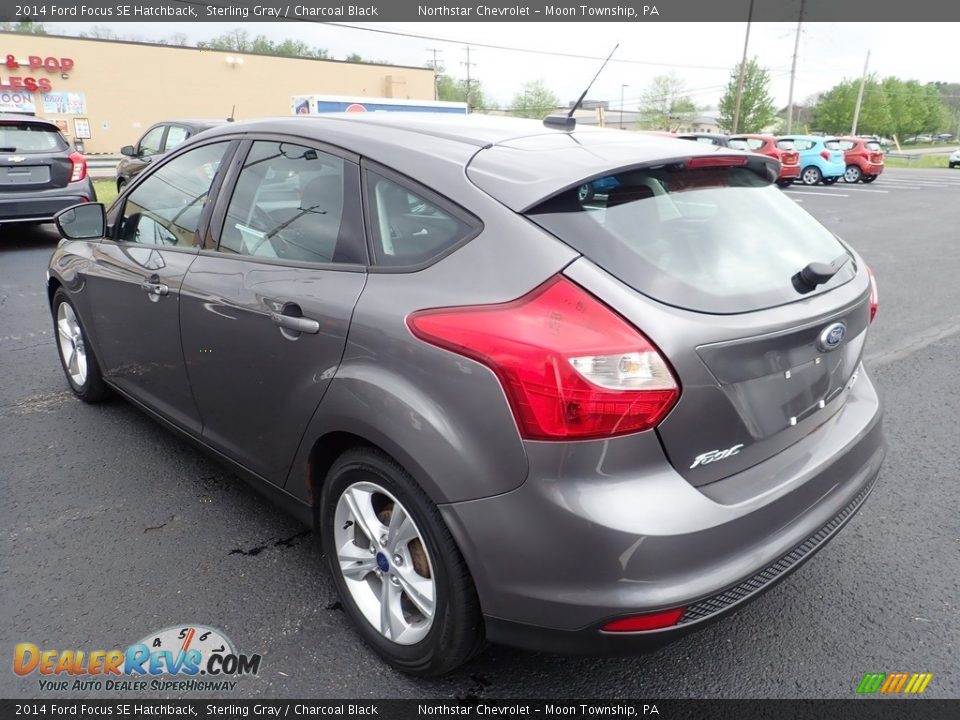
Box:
834, 187, 889, 193
784, 190, 849, 197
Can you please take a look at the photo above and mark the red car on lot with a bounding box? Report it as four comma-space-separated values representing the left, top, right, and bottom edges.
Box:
836, 137, 884, 183
728, 134, 800, 187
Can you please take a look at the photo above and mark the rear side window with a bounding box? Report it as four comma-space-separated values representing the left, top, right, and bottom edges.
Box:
776, 139, 795, 151
0, 123, 67, 153
527, 165, 855, 314
165, 126, 189, 151
824, 140, 842, 150
838, 140, 856, 151
865, 141, 882, 152
365, 171, 477, 267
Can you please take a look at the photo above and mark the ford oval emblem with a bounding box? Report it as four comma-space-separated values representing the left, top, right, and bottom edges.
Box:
818, 322, 846, 351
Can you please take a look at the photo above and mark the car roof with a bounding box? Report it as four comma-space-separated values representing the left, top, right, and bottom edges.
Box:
0, 114, 60, 128
200, 114, 772, 212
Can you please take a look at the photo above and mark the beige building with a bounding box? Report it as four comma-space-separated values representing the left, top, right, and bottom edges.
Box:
0, 32, 435, 154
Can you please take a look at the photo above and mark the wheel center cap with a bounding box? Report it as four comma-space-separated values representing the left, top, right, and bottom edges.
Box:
375, 552, 389, 573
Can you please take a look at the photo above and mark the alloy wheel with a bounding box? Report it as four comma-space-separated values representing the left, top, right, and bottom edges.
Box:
333, 481, 436, 645
57, 302, 88, 387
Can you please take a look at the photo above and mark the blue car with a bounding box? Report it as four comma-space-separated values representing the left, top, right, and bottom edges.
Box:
778, 135, 845, 186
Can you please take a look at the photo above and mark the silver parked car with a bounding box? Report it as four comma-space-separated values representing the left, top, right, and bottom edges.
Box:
47, 114, 884, 676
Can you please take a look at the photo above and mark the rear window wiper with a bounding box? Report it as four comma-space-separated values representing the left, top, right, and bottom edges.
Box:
793, 254, 850, 293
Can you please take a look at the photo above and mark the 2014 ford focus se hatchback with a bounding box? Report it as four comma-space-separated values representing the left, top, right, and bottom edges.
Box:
47, 114, 884, 676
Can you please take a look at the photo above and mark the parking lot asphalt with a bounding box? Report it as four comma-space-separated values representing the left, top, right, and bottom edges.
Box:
1, 167, 958, 699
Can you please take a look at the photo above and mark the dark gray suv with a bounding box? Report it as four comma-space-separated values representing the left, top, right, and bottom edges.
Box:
46, 114, 884, 676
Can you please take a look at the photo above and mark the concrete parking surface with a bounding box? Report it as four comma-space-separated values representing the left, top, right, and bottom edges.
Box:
1, 168, 958, 699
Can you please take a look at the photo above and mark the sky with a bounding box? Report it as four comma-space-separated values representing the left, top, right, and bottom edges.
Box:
43, 20, 958, 112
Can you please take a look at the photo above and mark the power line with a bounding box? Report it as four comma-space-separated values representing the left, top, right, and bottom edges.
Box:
318, 21, 739, 71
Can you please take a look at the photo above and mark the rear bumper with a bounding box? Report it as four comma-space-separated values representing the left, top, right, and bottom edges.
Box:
861, 162, 884, 175
778, 164, 800, 180
442, 365, 884, 654
0, 179, 96, 223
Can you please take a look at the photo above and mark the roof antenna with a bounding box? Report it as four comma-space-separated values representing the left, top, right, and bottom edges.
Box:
544, 43, 619, 131
227, 105, 235, 122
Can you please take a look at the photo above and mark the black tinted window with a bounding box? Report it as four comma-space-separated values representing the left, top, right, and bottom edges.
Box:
219, 141, 362, 264
119, 142, 228, 247
528, 166, 854, 314
366, 172, 476, 267
0, 123, 67, 153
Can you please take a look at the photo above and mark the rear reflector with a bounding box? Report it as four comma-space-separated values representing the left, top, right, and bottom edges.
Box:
407, 276, 679, 440
601, 608, 685, 632
68, 152, 87, 182
867, 265, 878, 323
684, 155, 749, 169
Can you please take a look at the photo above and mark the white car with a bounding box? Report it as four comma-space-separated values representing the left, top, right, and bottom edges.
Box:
950, 149, 960, 169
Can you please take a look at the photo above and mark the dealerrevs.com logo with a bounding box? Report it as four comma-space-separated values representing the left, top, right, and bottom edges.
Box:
14, 624, 262, 692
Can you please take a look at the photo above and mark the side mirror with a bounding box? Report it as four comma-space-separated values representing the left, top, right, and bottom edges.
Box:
55, 203, 106, 240
120, 145, 136, 157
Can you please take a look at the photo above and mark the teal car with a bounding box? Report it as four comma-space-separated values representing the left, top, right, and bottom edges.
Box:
778, 135, 846, 186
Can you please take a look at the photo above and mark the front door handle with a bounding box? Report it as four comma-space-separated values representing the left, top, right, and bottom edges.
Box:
140, 280, 169, 296
271, 312, 320, 335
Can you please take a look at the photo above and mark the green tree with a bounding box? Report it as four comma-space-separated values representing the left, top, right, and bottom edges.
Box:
199, 30, 329, 60
813, 75, 890, 135
718, 57, 777, 133
436, 73, 487, 112
875, 77, 945, 140
637, 73, 697, 131
508, 79, 561, 119
0, 21, 47, 34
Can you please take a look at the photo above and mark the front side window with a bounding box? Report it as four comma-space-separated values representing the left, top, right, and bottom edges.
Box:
138, 126, 165, 157
218, 141, 361, 264
119, 142, 229, 247
366, 172, 476, 267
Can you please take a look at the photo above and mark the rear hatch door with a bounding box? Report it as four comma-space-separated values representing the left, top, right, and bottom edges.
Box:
0, 120, 72, 190
509, 151, 869, 486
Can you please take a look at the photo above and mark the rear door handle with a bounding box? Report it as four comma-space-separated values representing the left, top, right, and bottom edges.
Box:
271, 312, 320, 335
140, 280, 169, 296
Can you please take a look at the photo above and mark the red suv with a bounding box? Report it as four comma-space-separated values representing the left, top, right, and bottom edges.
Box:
836, 137, 884, 183
728, 134, 800, 187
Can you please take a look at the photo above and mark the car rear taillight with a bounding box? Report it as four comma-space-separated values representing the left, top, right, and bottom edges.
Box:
68, 152, 87, 182
601, 608, 685, 632
867, 265, 878, 323
407, 276, 680, 440
819, 150, 831, 161
782, 151, 799, 165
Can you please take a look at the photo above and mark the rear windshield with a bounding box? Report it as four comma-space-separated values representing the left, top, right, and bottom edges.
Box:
527, 166, 855, 314
0, 123, 67, 153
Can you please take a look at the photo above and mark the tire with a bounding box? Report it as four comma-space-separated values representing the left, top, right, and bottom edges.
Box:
843, 165, 862, 183
822, 177, 839, 185
861, 175, 878, 183
577, 183, 595, 203
775, 179, 793, 188
52, 288, 108, 402
319, 447, 486, 676
116, 178, 127, 193
801, 166, 822, 185
950, 163, 959, 169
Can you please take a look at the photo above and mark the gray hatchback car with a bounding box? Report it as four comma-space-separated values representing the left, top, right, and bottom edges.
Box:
47, 114, 884, 676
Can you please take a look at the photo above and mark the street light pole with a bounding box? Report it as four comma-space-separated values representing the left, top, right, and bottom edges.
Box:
785, 0, 805, 134
620, 84, 629, 129
851, 50, 871, 136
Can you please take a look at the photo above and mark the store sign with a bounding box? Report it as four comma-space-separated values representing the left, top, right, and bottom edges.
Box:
0, 53, 76, 93
0, 91, 36, 113
42, 91, 86, 115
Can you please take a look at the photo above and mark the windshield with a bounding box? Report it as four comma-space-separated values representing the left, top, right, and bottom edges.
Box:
0, 123, 68, 153
527, 166, 855, 314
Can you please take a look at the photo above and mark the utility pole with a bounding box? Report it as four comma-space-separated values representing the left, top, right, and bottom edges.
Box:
461, 45, 475, 112
620, 84, 629, 129
785, 0, 805, 134
731, 0, 755, 134
851, 50, 871, 136
427, 47, 442, 101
